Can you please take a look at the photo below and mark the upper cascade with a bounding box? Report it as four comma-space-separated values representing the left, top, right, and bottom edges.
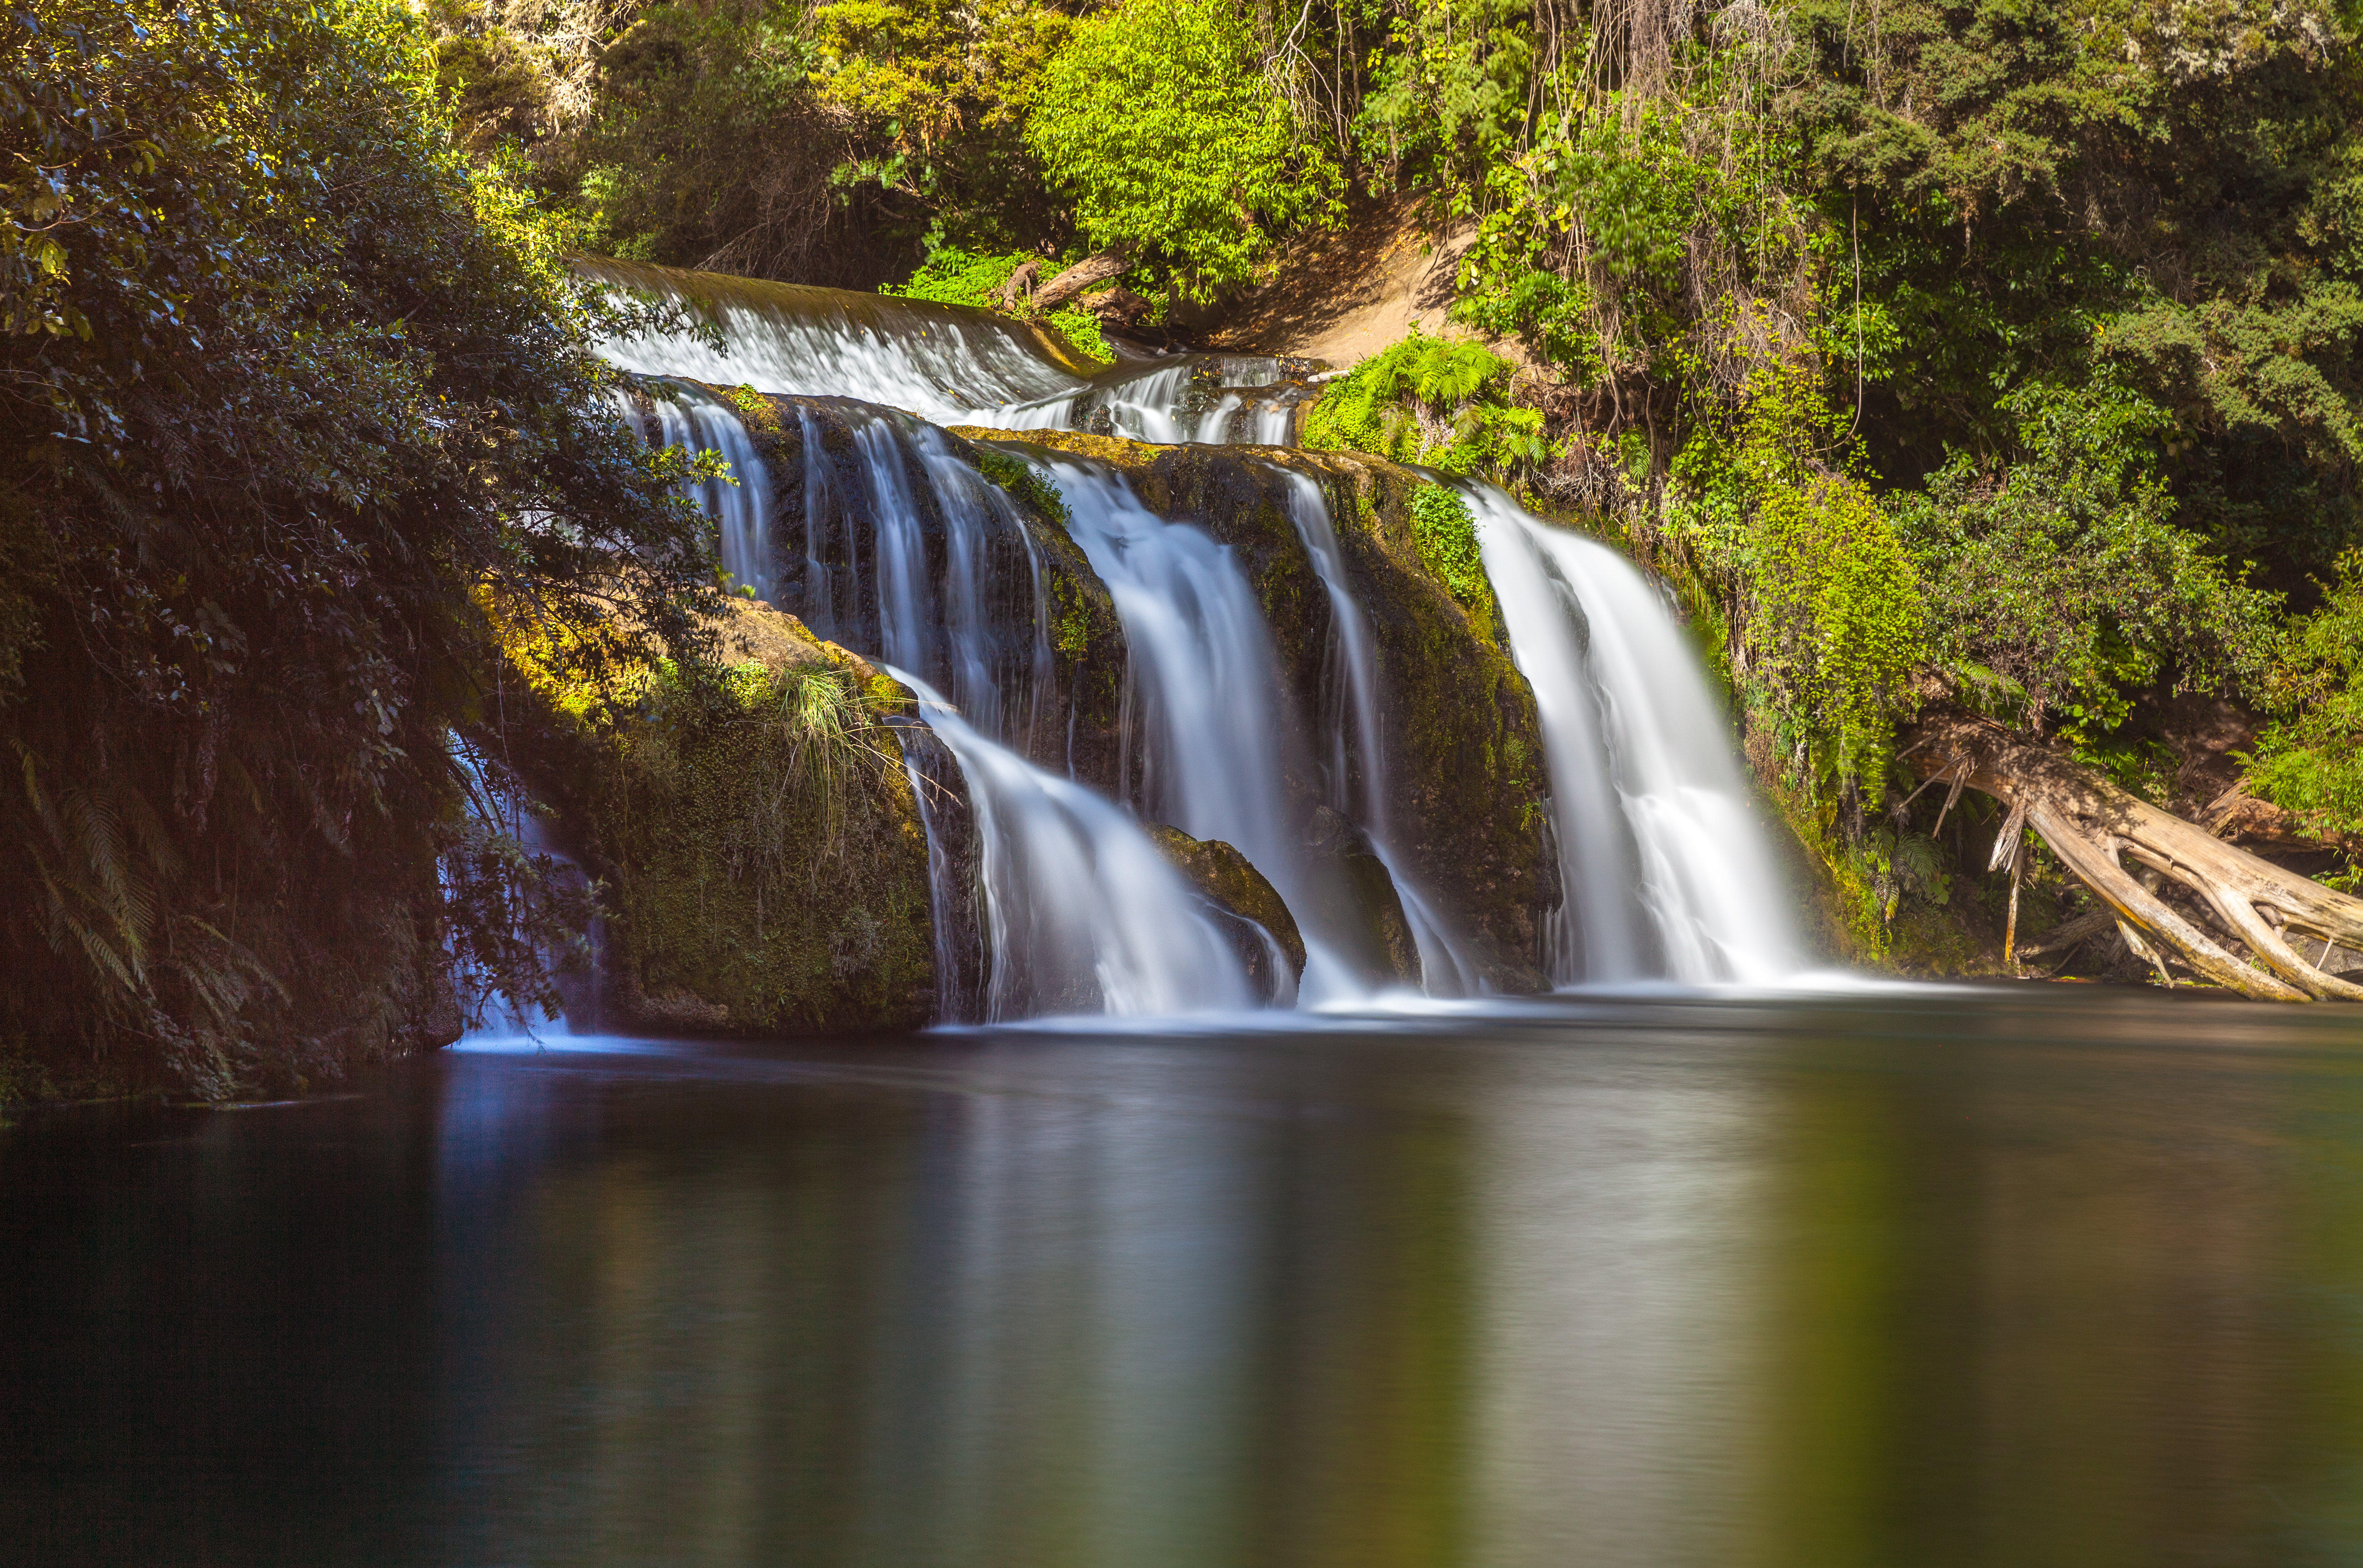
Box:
577, 255, 1314, 443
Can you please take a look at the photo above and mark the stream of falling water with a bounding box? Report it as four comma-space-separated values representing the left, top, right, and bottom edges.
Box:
1463, 483, 1803, 984
595, 258, 1808, 1017
1272, 468, 1481, 995
888, 670, 1258, 1017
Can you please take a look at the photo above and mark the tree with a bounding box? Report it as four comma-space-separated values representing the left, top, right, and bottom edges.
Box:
1026, 0, 1341, 301
0, 0, 716, 1096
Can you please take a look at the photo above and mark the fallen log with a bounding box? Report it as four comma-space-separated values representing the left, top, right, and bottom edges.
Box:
1030, 248, 1130, 312
1904, 714, 2363, 1001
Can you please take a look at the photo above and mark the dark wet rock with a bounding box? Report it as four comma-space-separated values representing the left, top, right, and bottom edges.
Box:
1301, 806, 1421, 988
1145, 823, 1307, 996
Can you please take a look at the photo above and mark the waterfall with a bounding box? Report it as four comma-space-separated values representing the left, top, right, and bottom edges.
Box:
582, 257, 1083, 423
624, 381, 775, 602
582, 256, 1303, 444
887, 670, 1259, 1018
990, 357, 1301, 446
1463, 485, 1803, 986
593, 261, 1811, 1015
1038, 458, 1372, 1000
1273, 469, 1481, 995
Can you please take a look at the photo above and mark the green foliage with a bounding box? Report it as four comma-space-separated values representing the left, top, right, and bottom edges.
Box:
1453, 84, 1806, 388
557, 0, 901, 287
0, 0, 714, 1094
1673, 364, 1925, 798
1893, 377, 2283, 741
2249, 551, 2363, 837
1406, 483, 1501, 638
973, 444, 1076, 526
1026, 0, 1342, 301
1301, 329, 1548, 481
1792, 0, 2363, 563
882, 245, 1110, 362
1356, 0, 1535, 179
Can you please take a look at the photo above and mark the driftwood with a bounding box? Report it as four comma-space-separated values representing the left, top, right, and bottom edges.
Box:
1904, 714, 2363, 1001
1030, 249, 1130, 312
991, 259, 1042, 313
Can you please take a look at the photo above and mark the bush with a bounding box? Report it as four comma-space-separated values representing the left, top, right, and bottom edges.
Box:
0, 0, 713, 1095
1893, 377, 2282, 743
1301, 329, 1547, 482
2249, 551, 2363, 839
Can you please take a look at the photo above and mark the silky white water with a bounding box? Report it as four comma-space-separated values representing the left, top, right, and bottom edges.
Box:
1038, 459, 1367, 1002
888, 669, 1259, 1018
1274, 469, 1480, 994
583, 257, 1081, 425
594, 260, 1809, 1016
585, 257, 1305, 445
622, 381, 776, 603
1464, 484, 1802, 985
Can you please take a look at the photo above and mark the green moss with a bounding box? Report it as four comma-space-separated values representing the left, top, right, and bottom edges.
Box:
719, 382, 780, 433
487, 601, 936, 1034
1409, 481, 1501, 643
975, 445, 1074, 527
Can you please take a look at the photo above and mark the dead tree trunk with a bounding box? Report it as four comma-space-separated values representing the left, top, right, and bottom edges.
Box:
1903, 714, 2363, 1002
1029, 249, 1130, 313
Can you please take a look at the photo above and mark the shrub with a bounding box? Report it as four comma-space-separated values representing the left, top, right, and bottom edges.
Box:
1026, 0, 1340, 302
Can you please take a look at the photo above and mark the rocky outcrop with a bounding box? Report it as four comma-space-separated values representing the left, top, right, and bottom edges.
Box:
1146, 822, 1307, 995
477, 593, 937, 1034
1301, 807, 1422, 988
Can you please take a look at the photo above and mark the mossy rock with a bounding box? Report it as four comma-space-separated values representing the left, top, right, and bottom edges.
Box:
1301, 806, 1422, 989
478, 594, 937, 1035
1145, 822, 1308, 991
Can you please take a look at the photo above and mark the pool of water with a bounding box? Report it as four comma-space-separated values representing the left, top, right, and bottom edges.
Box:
7, 986, 2363, 1566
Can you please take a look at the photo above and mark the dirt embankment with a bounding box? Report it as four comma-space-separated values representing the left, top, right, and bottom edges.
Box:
1170, 195, 1472, 366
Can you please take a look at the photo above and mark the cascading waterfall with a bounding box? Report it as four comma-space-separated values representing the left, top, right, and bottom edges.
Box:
1463, 484, 1802, 985
889, 671, 1259, 1018
1273, 469, 1480, 995
992, 357, 1301, 446
596, 257, 1810, 1015
583, 257, 1081, 424
1034, 457, 1380, 1001
732, 398, 1061, 759
583, 256, 1306, 446
622, 380, 777, 602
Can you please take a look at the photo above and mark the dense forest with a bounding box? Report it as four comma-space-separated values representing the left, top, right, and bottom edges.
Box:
5, 0, 2362, 1094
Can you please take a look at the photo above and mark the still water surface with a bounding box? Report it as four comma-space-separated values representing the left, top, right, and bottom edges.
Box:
8, 987, 2363, 1566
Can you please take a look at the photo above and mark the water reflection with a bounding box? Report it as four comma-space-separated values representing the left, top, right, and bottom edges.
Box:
8, 993, 2363, 1567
